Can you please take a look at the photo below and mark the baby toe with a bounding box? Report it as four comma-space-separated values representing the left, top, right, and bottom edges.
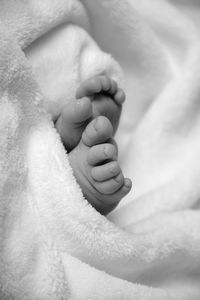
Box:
111, 178, 132, 201
114, 88, 126, 104
100, 76, 111, 92
72, 98, 92, 124
94, 172, 124, 195
96, 178, 132, 215
87, 143, 117, 166
91, 161, 121, 182
82, 116, 113, 147
108, 78, 118, 95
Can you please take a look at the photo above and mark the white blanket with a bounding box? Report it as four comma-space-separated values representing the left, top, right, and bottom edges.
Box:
1, 0, 200, 299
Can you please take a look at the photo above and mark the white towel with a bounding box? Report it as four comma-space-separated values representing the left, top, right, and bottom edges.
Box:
0, 0, 200, 299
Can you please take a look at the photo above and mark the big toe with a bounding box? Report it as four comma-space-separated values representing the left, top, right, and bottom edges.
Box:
56, 98, 92, 150
81, 116, 113, 147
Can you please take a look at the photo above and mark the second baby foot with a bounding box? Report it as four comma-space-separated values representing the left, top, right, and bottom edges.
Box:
69, 116, 132, 215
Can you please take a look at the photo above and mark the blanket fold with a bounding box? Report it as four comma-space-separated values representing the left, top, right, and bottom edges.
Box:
1, 0, 200, 299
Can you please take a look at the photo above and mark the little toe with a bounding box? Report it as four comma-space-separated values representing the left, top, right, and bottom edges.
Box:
81, 116, 113, 147
114, 88, 126, 104
88, 143, 117, 166
94, 172, 124, 195
95, 178, 132, 215
107, 178, 132, 206
102, 178, 132, 214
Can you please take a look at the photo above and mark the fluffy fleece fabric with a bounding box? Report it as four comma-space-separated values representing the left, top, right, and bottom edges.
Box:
0, 0, 200, 299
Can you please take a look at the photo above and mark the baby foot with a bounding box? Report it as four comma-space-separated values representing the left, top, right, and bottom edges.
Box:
76, 75, 126, 135
56, 75, 125, 152
55, 97, 92, 151
69, 116, 132, 215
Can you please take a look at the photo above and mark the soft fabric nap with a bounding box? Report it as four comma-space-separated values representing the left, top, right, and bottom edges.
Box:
0, 0, 200, 299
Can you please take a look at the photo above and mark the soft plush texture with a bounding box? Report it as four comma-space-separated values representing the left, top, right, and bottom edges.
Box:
1, 0, 200, 299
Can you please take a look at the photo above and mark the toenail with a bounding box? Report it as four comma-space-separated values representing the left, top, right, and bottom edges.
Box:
124, 178, 132, 189
109, 162, 119, 175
